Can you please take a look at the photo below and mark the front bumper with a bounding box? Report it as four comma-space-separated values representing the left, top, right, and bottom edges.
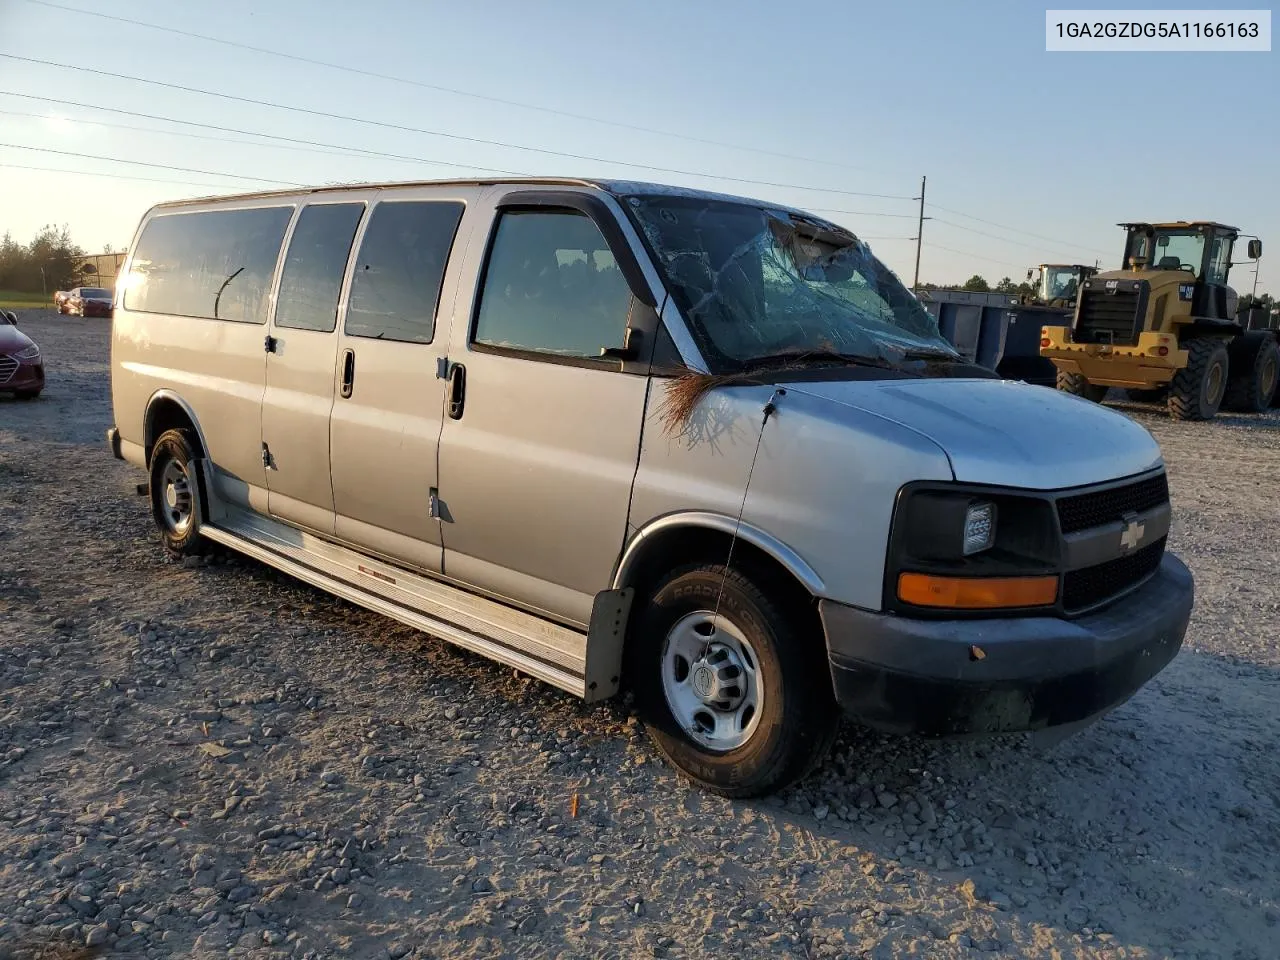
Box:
820, 553, 1192, 736
1, 360, 44, 392
1040, 326, 1188, 387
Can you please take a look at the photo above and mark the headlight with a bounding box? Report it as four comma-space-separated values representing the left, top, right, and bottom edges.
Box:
962, 501, 995, 555
15, 345, 40, 360
886, 485, 1059, 613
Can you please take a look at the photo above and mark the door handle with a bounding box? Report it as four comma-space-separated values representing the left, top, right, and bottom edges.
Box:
340, 349, 355, 399
447, 362, 466, 420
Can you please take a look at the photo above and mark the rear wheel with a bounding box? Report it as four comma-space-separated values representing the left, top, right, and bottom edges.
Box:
1222, 333, 1279, 413
1168, 338, 1229, 421
1056, 371, 1109, 403
627, 564, 838, 798
149, 428, 214, 559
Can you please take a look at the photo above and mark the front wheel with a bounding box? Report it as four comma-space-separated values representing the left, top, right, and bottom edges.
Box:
1056, 371, 1109, 403
627, 564, 838, 798
1168, 338, 1229, 421
149, 428, 214, 559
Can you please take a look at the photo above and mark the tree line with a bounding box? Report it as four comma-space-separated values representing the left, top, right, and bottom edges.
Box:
0, 225, 116, 295
919, 275, 1039, 297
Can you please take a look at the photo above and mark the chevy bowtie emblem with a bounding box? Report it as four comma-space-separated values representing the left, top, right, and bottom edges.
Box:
1120, 517, 1145, 552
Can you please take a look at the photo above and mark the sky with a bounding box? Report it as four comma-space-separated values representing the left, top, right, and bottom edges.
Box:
0, 0, 1275, 292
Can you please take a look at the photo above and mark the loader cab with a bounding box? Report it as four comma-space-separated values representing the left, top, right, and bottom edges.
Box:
1120, 221, 1259, 322
1030, 264, 1094, 306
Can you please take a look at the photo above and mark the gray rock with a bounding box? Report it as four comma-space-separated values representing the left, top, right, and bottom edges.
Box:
877, 791, 899, 809
472, 877, 493, 894
85, 924, 111, 947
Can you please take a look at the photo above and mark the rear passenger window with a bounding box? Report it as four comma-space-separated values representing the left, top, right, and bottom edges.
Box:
275, 203, 364, 333
124, 207, 292, 323
344, 200, 464, 344
474, 210, 631, 358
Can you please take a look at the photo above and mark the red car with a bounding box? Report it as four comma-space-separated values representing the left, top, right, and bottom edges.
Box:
0, 310, 44, 399
64, 286, 113, 317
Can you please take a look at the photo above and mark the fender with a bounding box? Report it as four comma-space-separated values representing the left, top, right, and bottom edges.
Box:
612, 511, 826, 597
144, 388, 212, 465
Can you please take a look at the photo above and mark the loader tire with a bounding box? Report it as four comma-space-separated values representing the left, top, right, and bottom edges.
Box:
1222, 333, 1279, 413
1168, 338, 1229, 421
1056, 371, 1108, 403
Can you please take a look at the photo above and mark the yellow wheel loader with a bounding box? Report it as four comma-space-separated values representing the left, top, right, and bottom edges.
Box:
1040, 222, 1272, 420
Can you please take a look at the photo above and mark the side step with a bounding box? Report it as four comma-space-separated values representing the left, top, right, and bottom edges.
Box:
196, 478, 616, 700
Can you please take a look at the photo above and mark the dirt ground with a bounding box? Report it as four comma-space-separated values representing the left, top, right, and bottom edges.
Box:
1, 310, 1277, 960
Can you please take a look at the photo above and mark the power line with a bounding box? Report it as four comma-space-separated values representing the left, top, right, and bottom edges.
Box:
0, 142, 303, 186
810, 206, 919, 219
928, 202, 1112, 258
930, 218, 1106, 267
922, 242, 1027, 271
0, 160, 236, 189
0, 55, 915, 202
22, 0, 891, 177
0, 90, 528, 176
3, 94, 931, 215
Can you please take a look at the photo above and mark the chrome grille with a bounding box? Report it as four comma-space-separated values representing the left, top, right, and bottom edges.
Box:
0, 356, 17, 383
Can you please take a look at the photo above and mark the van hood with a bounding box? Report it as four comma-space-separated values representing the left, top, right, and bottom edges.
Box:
788, 377, 1162, 490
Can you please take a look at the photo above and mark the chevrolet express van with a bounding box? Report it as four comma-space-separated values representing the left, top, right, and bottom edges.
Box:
107, 178, 1193, 796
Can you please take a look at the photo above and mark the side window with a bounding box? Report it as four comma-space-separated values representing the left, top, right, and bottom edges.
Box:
124, 206, 292, 323
474, 210, 632, 358
344, 200, 464, 344
1205, 237, 1231, 286
275, 203, 364, 333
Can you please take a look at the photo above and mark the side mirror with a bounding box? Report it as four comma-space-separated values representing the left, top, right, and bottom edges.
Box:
1248, 238, 1262, 259
600, 326, 639, 361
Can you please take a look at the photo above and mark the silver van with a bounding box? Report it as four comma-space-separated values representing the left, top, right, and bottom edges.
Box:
107, 178, 1193, 796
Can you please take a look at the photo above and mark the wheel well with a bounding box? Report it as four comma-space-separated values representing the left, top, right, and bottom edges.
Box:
618, 525, 825, 663
144, 397, 203, 466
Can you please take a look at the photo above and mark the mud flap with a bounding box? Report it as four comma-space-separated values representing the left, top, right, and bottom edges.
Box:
583, 587, 634, 703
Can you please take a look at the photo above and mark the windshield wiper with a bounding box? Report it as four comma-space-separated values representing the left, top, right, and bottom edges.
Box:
741, 350, 896, 372
898, 347, 965, 362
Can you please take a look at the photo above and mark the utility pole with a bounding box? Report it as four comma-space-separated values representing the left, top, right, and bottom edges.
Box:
912, 176, 928, 292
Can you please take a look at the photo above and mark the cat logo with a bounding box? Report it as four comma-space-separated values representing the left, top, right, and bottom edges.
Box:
1105, 280, 1119, 293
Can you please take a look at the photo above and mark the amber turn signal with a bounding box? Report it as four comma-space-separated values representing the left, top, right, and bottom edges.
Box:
898, 572, 1058, 609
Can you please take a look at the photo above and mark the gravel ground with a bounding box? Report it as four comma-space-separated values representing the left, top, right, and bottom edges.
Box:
1, 310, 1278, 960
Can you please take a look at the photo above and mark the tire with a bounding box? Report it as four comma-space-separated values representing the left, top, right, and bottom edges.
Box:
1056, 371, 1109, 403
626, 563, 838, 798
1168, 338, 1230, 421
1222, 333, 1279, 413
148, 428, 214, 559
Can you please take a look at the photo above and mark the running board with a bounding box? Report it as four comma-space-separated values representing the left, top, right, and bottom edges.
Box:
194, 470, 623, 701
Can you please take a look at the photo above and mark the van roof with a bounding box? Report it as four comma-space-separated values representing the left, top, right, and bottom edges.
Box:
149, 177, 814, 219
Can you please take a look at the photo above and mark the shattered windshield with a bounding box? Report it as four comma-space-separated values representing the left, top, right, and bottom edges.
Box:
624, 195, 958, 373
